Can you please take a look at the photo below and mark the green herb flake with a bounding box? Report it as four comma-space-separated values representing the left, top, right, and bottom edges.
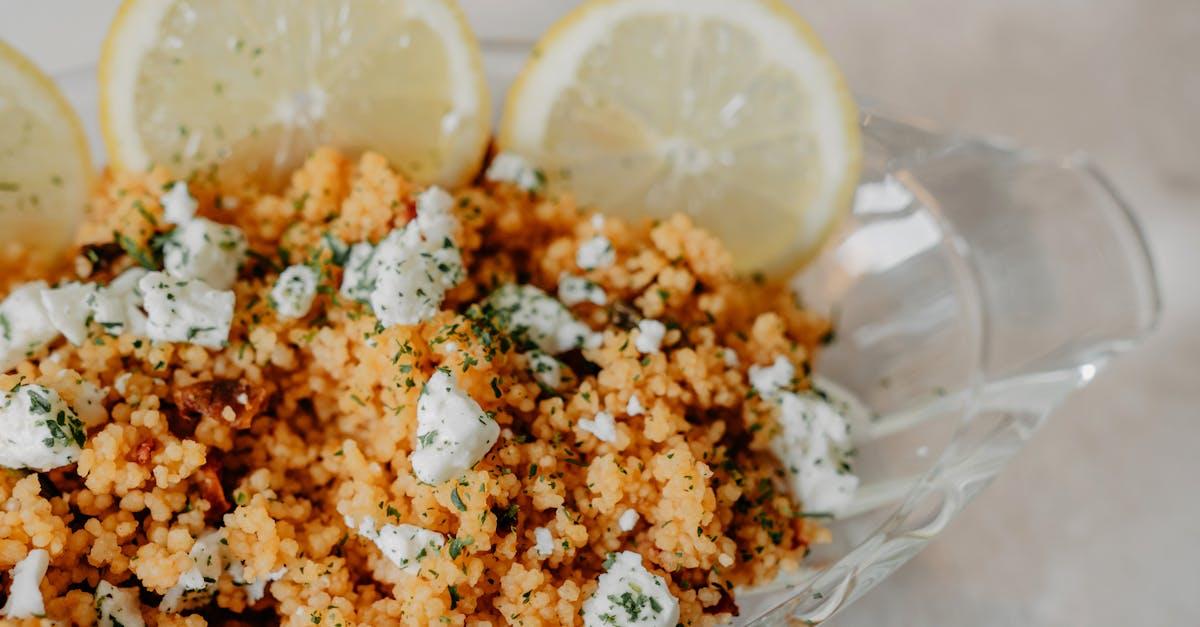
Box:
447, 535, 474, 559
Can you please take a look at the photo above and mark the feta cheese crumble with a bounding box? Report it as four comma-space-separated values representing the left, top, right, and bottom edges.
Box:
363, 187, 465, 327
578, 411, 617, 443
582, 551, 680, 627
95, 580, 146, 627
39, 282, 96, 346
525, 350, 565, 390
0, 384, 86, 470
160, 181, 198, 224
558, 273, 607, 306
89, 267, 149, 337
576, 235, 615, 270
533, 526, 554, 557
485, 152, 543, 191
138, 272, 235, 348
376, 523, 446, 573
0, 549, 49, 619
339, 241, 377, 302
411, 370, 500, 484
488, 284, 600, 354
0, 281, 60, 371
748, 355, 795, 399
162, 217, 248, 290
238, 567, 286, 604
368, 228, 444, 326
634, 319, 666, 354
626, 394, 644, 416
270, 264, 319, 319
618, 509, 640, 532
771, 390, 860, 515
159, 529, 224, 613
344, 515, 444, 574
751, 357, 859, 515
722, 347, 739, 368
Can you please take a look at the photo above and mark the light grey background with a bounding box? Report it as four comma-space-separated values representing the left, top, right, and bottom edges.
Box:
2, 2, 1196, 625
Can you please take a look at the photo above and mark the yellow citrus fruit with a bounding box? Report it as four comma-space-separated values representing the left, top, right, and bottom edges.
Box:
500, 0, 861, 276
100, 0, 491, 188
0, 40, 93, 264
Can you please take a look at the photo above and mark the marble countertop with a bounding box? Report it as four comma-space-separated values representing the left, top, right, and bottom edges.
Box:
2, 1, 1196, 625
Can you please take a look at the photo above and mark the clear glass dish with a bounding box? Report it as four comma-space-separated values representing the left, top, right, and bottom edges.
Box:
48, 39, 1160, 625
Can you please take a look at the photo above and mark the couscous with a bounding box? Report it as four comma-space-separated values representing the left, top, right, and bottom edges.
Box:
0, 148, 857, 626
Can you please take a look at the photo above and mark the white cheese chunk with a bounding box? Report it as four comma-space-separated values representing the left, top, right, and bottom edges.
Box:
0, 281, 60, 371
485, 152, 543, 191
227, 557, 286, 604
722, 347, 739, 368
413, 187, 466, 290
558, 273, 607, 306
525, 350, 565, 390
414, 187, 456, 246
576, 235, 615, 270
365, 188, 465, 327
578, 411, 617, 443
0, 384, 86, 470
0, 549, 49, 619
162, 217, 247, 290
748, 355, 795, 400
89, 267, 149, 337
487, 284, 600, 354
626, 394, 644, 416
160, 181, 198, 224
270, 264, 318, 319
344, 515, 443, 575
376, 523, 445, 574
159, 529, 224, 614
582, 551, 679, 627
771, 390, 859, 516
243, 567, 286, 604
533, 527, 554, 557
748, 356, 859, 514
618, 509, 640, 532
95, 580, 146, 627
634, 319, 666, 354
339, 242, 377, 303
40, 281, 97, 345
368, 228, 445, 327
138, 272, 235, 348
411, 370, 499, 484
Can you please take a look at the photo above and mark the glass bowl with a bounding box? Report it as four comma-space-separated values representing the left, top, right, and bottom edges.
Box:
47, 36, 1160, 626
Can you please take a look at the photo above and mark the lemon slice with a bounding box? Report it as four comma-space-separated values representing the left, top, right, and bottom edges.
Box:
100, 0, 490, 188
500, 0, 861, 276
0, 40, 93, 264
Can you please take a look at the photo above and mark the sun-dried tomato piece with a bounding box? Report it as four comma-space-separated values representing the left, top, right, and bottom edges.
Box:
195, 454, 231, 522
173, 379, 268, 429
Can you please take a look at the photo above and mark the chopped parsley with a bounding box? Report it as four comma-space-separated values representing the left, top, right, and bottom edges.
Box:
450, 486, 467, 511
447, 535, 473, 559
606, 587, 662, 621
115, 231, 159, 270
